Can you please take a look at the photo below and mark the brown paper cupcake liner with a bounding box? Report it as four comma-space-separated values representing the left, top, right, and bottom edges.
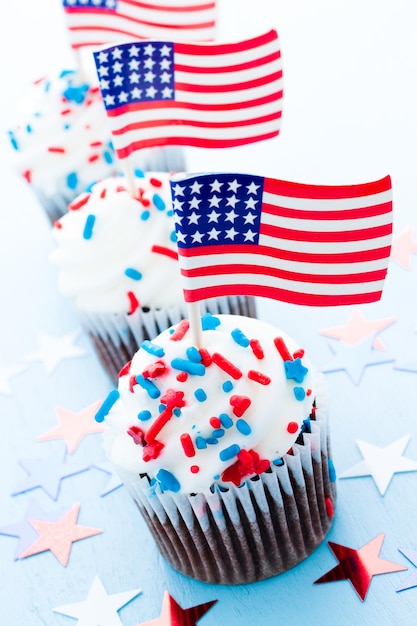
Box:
80, 295, 257, 383
117, 377, 336, 584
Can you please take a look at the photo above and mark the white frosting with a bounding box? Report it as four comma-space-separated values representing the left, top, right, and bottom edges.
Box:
101, 314, 317, 494
50, 173, 183, 313
8, 69, 118, 198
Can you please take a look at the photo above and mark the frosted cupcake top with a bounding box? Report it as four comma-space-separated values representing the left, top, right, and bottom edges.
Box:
96, 313, 317, 494
51, 172, 182, 313
8, 69, 116, 198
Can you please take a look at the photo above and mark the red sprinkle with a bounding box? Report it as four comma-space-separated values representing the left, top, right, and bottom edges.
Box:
306, 388, 312, 396
100, 188, 107, 199
248, 370, 271, 385
88, 154, 100, 163
53, 220, 62, 230
325, 497, 334, 517
293, 348, 305, 359
287, 421, 299, 434
212, 353, 242, 380
60, 108, 72, 116
274, 337, 293, 361
150, 176, 162, 187
118, 360, 132, 378
209, 417, 222, 429
180, 433, 195, 457
170, 319, 190, 341
47, 146, 66, 153
142, 360, 167, 379
127, 425, 145, 446
69, 193, 90, 211
129, 375, 138, 393
90, 141, 103, 147
151, 245, 178, 261
22, 169, 32, 184
190, 465, 200, 474
145, 407, 173, 443
176, 372, 188, 382
127, 291, 139, 315
143, 439, 164, 462
198, 348, 212, 366
161, 389, 185, 410
221, 449, 270, 486
229, 395, 251, 417
249, 338, 264, 359
140, 197, 151, 207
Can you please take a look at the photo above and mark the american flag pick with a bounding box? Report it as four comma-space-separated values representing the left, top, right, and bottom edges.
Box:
169, 173, 393, 307
63, 0, 217, 49
93, 30, 283, 157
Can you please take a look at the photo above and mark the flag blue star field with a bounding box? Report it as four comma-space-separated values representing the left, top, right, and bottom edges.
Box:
170, 173, 393, 306
63, 0, 217, 49
93, 31, 283, 157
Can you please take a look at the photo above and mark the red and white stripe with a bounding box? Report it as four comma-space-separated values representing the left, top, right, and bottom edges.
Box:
107, 30, 283, 157
64, 0, 217, 49
177, 175, 393, 307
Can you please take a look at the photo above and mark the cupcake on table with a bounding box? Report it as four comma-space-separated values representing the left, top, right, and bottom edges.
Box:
93, 170, 393, 584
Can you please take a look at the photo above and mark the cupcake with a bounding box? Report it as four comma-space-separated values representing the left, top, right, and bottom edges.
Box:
51, 174, 256, 382
95, 312, 336, 584
8, 69, 185, 223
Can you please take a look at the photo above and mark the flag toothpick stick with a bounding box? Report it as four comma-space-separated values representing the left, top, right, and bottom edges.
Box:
187, 301, 203, 348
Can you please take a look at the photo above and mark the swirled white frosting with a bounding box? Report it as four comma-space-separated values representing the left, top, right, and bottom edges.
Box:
51, 172, 183, 313
99, 314, 318, 494
8, 69, 117, 198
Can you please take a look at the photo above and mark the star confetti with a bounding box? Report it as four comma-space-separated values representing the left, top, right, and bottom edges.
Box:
23, 330, 87, 375
0, 357, 28, 395
12, 445, 90, 500
0, 499, 68, 560
136, 591, 217, 626
92, 461, 123, 496
320, 334, 395, 384
37, 400, 104, 454
19, 503, 102, 566
397, 549, 417, 592
339, 435, 417, 495
53, 576, 141, 626
314, 533, 406, 600
390, 226, 417, 269
319, 308, 396, 350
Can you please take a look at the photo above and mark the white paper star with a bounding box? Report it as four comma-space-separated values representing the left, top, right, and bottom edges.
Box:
23, 331, 87, 375
339, 435, 417, 495
0, 357, 28, 395
53, 576, 141, 626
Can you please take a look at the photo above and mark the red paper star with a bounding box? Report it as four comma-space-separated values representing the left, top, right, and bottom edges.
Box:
37, 400, 104, 454
19, 503, 103, 566
136, 591, 217, 625
319, 308, 396, 350
314, 533, 407, 600
390, 226, 417, 269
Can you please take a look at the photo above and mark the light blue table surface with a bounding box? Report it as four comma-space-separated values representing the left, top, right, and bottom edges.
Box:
1, 1, 417, 624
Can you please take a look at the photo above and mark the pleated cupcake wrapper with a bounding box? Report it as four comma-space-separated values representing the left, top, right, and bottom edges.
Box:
117, 376, 336, 584
29, 146, 186, 224
79, 295, 257, 383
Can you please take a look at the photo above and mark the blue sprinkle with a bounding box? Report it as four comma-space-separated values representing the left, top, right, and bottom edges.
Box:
167, 209, 174, 217
222, 381, 233, 393
153, 193, 166, 211
186, 346, 201, 363
8, 132, 18, 150
195, 436, 207, 449
201, 312, 221, 330
138, 410, 152, 421
212, 429, 225, 438
141, 210, 150, 221
125, 268, 142, 281
328, 459, 337, 483
45, 80, 51, 92
171, 358, 205, 376
173, 408, 181, 417
220, 444, 241, 462
135, 374, 160, 399
95, 389, 120, 422
63, 83, 89, 104
194, 388, 207, 402
26, 124, 32, 133
141, 340, 165, 357
170, 231, 177, 242
83, 214, 96, 240
231, 328, 250, 348
60, 69, 75, 78
103, 149, 114, 164
273, 457, 285, 466
294, 386, 306, 401
158, 404, 165, 413
156, 468, 181, 493
219, 413, 233, 428
134, 169, 145, 178
67, 172, 78, 191
301, 417, 311, 434
206, 438, 219, 445
236, 419, 251, 435
284, 358, 309, 383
